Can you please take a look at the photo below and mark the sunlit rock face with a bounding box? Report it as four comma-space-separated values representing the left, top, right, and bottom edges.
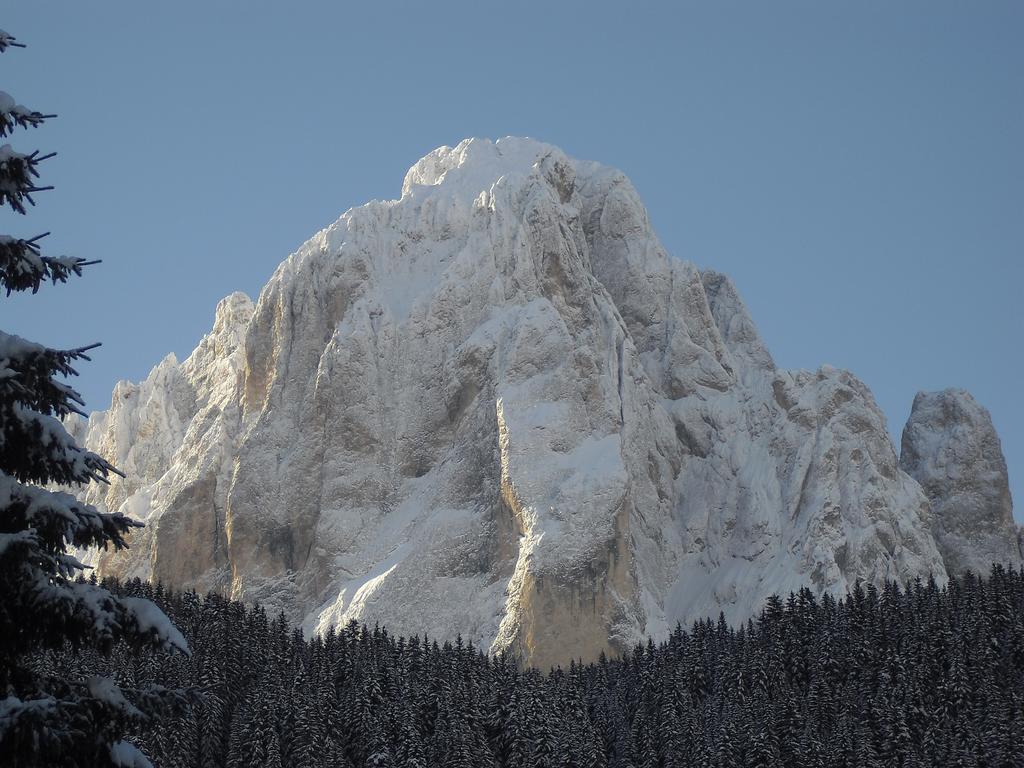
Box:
69, 291, 254, 593
74, 138, 1013, 667
900, 389, 1021, 576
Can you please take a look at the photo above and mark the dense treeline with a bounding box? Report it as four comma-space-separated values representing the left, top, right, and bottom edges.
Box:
32, 566, 1024, 767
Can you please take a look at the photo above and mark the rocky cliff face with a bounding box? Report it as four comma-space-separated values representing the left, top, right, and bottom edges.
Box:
900, 389, 1021, 576
69, 291, 253, 592
74, 138, 1016, 667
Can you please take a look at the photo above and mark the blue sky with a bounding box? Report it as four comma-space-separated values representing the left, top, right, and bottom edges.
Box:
3, 2, 1022, 517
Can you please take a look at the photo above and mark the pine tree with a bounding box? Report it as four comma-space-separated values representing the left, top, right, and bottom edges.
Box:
0, 29, 189, 768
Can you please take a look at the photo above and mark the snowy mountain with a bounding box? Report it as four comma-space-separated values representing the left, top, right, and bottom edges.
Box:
70, 138, 1020, 668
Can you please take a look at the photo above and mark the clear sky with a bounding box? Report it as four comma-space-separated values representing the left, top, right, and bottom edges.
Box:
3, 2, 1022, 518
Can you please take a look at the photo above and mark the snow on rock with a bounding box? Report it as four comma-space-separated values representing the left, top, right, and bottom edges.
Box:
900, 389, 1021, 575
73, 292, 254, 591
73, 138, 1013, 668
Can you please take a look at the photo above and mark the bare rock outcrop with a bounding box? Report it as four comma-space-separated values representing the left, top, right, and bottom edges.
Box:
900, 389, 1021, 575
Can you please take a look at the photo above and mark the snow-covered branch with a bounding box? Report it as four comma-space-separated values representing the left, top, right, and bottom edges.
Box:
0, 144, 55, 214
0, 234, 97, 295
0, 404, 120, 486
0, 91, 53, 138
0, 30, 26, 52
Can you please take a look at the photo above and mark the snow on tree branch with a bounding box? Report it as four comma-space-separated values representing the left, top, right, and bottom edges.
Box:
0, 30, 26, 52
0, 234, 98, 295
0, 472, 142, 553
1, 404, 120, 486
0, 144, 55, 214
0, 91, 53, 137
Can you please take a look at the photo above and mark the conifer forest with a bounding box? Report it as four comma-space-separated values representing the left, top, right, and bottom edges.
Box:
31, 566, 1024, 768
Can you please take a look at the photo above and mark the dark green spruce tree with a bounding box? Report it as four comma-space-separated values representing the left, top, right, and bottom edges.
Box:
0, 28, 190, 767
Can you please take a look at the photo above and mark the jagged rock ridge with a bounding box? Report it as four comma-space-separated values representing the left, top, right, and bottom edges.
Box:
72, 138, 1019, 668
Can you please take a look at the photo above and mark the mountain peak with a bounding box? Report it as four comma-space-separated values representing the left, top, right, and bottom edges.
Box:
901, 388, 1019, 575
400, 137, 574, 204
72, 142, 1018, 668
212, 291, 254, 336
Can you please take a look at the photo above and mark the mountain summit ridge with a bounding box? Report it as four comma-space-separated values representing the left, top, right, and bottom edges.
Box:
71, 138, 1020, 667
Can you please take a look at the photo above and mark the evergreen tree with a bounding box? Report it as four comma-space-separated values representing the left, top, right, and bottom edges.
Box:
0, 29, 189, 767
